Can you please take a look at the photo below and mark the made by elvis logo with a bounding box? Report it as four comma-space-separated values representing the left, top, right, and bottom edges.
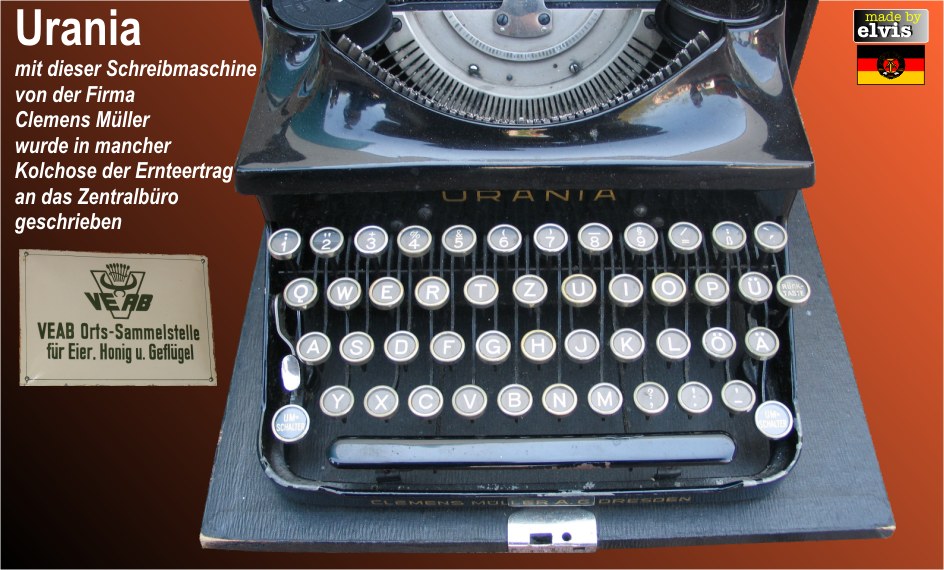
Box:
854, 9, 927, 86
854, 9, 928, 42
85, 263, 153, 319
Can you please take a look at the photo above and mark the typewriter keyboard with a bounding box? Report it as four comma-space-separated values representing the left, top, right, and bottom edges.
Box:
262, 217, 807, 494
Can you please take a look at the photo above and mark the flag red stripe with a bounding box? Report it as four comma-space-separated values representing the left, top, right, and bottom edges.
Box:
857, 58, 925, 71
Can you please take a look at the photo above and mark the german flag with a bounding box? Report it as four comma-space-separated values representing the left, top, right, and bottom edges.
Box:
858, 45, 925, 85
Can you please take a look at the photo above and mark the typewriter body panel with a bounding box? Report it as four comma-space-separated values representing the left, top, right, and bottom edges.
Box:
238, 0, 815, 507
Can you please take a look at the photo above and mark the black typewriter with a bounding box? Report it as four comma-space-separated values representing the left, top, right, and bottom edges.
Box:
237, 0, 818, 507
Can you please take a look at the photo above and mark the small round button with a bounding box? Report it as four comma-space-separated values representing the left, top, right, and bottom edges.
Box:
268, 228, 302, 260
271, 404, 310, 443
702, 327, 737, 361
623, 222, 658, 255
442, 225, 477, 256
408, 385, 444, 418
283, 278, 318, 310
542, 383, 578, 416
497, 384, 533, 417
452, 384, 488, 418
608, 274, 644, 307
533, 223, 569, 255
384, 331, 420, 365
633, 382, 669, 415
711, 221, 747, 253
655, 328, 690, 361
320, 385, 355, 417
721, 380, 756, 413
339, 331, 375, 365
369, 276, 405, 310
353, 225, 389, 258
296, 331, 331, 366
651, 273, 687, 306
563, 329, 600, 363
668, 222, 703, 254
561, 274, 597, 308
609, 328, 645, 362
577, 223, 613, 254
587, 382, 623, 415
745, 327, 779, 360
310, 227, 344, 259
776, 274, 811, 307
487, 224, 522, 255
512, 275, 548, 308
415, 276, 450, 310
476, 330, 511, 364
754, 221, 788, 253
464, 275, 499, 308
326, 277, 362, 311
520, 330, 556, 364
430, 331, 466, 365
364, 385, 399, 419
397, 225, 433, 258
677, 381, 712, 414
694, 273, 729, 306
754, 400, 794, 439
738, 272, 773, 304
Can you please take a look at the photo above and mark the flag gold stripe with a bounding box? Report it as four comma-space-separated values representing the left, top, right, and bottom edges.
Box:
857, 71, 925, 85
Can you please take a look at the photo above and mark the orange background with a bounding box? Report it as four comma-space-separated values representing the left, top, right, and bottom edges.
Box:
1, 1, 941, 567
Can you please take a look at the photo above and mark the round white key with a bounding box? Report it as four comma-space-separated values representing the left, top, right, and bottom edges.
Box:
339, 331, 374, 365
397, 225, 433, 257
623, 222, 658, 255
608, 274, 644, 307
487, 224, 522, 255
268, 228, 302, 260
694, 273, 729, 306
577, 223, 613, 254
364, 385, 398, 419
754, 400, 794, 439
668, 222, 703, 254
651, 273, 687, 306
326, 277, 362, 310
711, 221, 747, 253
754, 221, 788, 253
310, 227, 344, 259
609, 328, 645, 362
564, 329, 600, 363
320, 385, 355, 417
296, 331, 331, 366
633, 382, 669, 415
562, 274, 597, 308
542, 383, 578, 416
283, 278, 318, 310
353, 225, 389, 258
677, 381, 712, 414
384, 331, 420, 364
476, 330, 511, 364
369, 276, 405, 310
520, 330, 556, 364
533, 223, 568, 255
721, 380, 756, 413
776, 275, 811, 307
702, 327, 737, 361
655, 328, 690, 361
587, 382, 623, 415
464, 275, 499, 308
497, 384, 533, 417
738, 272, 773, 304
442, 224, 476, 256
745, 327, 779, 360
452, 384, 488, 418
271, 404, 309, 443
512, 275, 548, 308
408, 385, 444, 418
414, 276, 450, 310
430, 331, 465, 364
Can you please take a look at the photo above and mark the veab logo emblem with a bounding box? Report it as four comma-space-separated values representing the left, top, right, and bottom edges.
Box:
85, 263, 153, 319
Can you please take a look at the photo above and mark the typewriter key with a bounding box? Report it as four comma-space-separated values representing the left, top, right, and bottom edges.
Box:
476, 330, 511, 364
562, 274, 597, 307
533, 223, 568, 255
464, 275, 499, 308
587, 382, 623, 415
745, 327, 779, 360
737, 272, 773, 304
668, 222, 703, 254
633, 382, 669, 415
283, 278, 318, 310
414, 276, 450, 310
364, 385, 399, 419
369, 276, 405, 310
694, 273, 729, 306
271, 404, 310, 443
296, 331, 331, 366
754, 400, 794, 439
339, 331, 375, 365
497, 384, 533, 417
721, 380, 756, 413
520, 330, 556, 364
678, 382, 712, 414
622, 222, 658, 255
577, 222, 613, 254
486, 224, 522, 255
397, 225, 433, 257
512, 275, 548, 308
754, 221, 788, 253
651, 272, 687, 306
408, 385, 444, 418
268, 228, 302, 261
701, 327, 736, 361
607, 274, 644, 308
280, 355, 302, 392
711, 221, 747, 253
326, 277, 362, 311
542, 383, 578, 417
430, 331, 465, 364
354, 225, 389, 258
609, 328, 645, 362
452, 384, 487, 419
564, 329, 600, 363
775, 274, 811, 307
310, 226, 344, 259
656, 328, 691, 361
384, 331, 420, 365
442, 224, 476, 257
320, 385, 355, 418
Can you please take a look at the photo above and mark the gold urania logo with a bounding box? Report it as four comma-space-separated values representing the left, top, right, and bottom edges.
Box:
441, 190, 617, 203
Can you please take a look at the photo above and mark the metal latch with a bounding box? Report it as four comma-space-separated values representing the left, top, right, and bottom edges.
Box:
507, 509, 597, 553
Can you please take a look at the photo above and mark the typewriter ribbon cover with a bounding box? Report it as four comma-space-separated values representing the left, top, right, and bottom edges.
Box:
19, 250, 216, 386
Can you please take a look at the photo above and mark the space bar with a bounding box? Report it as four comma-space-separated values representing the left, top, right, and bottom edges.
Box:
328, 434, 735, 468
